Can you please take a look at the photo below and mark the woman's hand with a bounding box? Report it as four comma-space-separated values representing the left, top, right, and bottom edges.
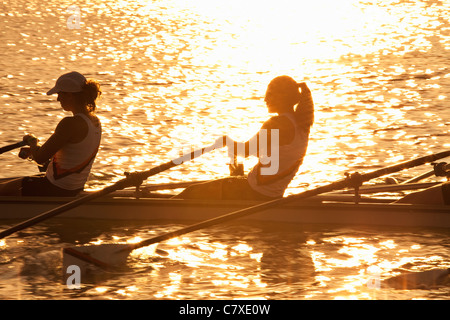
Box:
18, 147, 32, 159
23, 134, 39, 147
21, 134, 41, 161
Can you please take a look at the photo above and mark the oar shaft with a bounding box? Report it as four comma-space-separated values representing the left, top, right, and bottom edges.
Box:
0, 141, 26, 154
0, 182, 124, 239
0, 142, 221, 240
129, 180, 345, 250
64, 149, 450, 271
361, 150, 450, 181
401, 170, 435, 184
337, 182, 439, 194
142, 180, 209, 192
129, 150, 450, 251
136, 144, 219, 181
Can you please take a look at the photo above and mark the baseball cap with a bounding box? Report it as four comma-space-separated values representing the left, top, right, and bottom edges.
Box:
47, 71, 87, 95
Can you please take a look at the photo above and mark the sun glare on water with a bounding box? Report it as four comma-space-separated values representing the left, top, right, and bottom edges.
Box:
1, 0, 448, 301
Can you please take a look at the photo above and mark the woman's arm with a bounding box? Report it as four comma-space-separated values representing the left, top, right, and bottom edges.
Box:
24, 117, 83, 164
216, 116, 290, 160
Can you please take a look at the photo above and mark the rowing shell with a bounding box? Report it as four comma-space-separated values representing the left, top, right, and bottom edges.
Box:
1, 192, 449, 229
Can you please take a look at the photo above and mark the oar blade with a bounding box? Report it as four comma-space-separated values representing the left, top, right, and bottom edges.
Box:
62, 243, 144, 285
63, 243, 133, 269
383, 268, 450, 289
62, 243, 158, 280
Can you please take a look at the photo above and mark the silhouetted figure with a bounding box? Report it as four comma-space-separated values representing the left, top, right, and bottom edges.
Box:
174, 75, 314, 200
0, 71, 102, 197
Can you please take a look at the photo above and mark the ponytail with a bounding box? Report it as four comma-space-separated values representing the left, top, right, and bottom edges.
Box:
294, 83, 314, 130
266, 76, 314, 129
73, 79, 102, 114
83, 79, 101, 113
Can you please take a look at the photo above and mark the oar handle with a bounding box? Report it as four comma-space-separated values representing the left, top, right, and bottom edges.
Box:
128, 149, 450, 251
0, 141, 27, 155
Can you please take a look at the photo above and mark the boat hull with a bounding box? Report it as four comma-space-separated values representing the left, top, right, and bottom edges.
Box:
1, 194, 450, 229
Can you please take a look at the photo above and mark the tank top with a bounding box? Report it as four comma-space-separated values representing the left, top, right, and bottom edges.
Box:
46, 113, 101, 190
247, 113, 309, 198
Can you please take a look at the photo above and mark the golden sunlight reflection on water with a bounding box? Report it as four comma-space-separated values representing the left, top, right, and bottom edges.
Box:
1, 0, 450, 300
3, 0, 449, 192
81, 225, 449, 300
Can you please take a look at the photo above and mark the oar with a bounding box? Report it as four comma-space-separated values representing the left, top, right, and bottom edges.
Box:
337, 182, 440, 195
64, 149, 450, 270
0, 141, 224, 240
107, 180, 212, 198
0, 141, 27, 155
401, 169, 435, 184
383, 268, 449, 289
140, 180, 210, 192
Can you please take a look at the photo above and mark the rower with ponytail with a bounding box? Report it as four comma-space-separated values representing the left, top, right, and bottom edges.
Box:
175, 75, 314, 200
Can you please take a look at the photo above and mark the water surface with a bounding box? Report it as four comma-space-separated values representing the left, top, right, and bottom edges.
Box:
0, 0, 449, 300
